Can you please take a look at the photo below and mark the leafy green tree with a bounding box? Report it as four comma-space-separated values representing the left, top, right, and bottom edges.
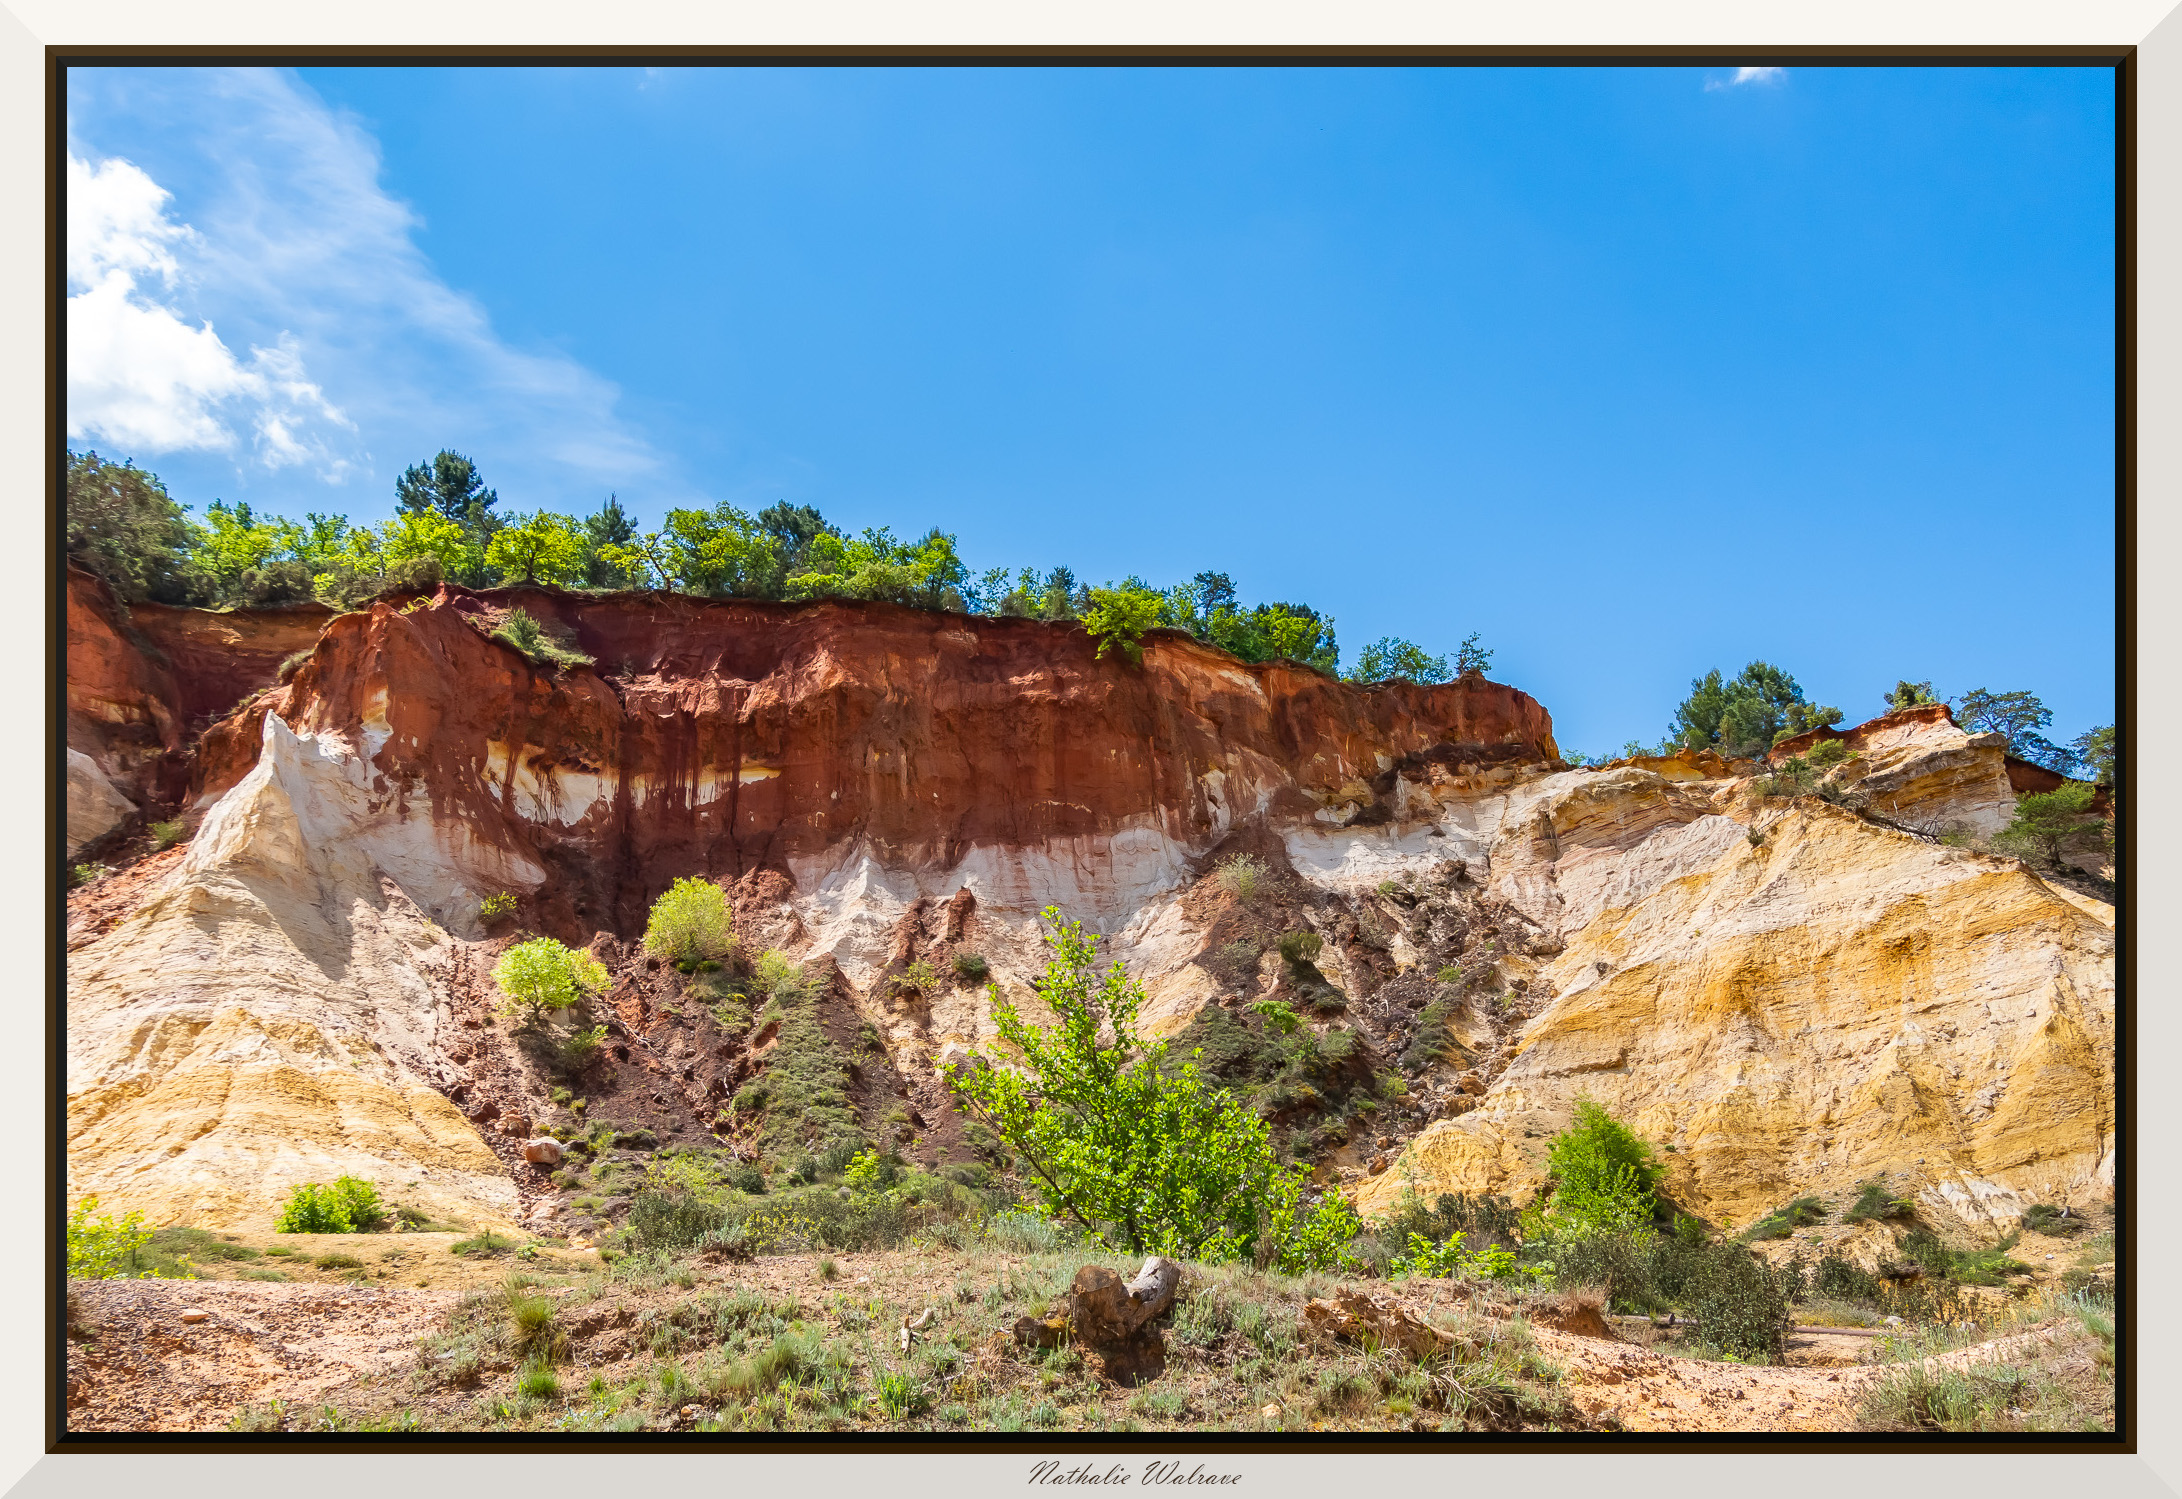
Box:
485, 511, 588, 585
1082, 585, 1165, 665
1345, 637, 1450, 685
657, 503, 782, 596
492, 937, 610, 1023
1453, 631, 1493, 679
1993, 783, 2110, 868
787, 526, 970, 610
943, 908, 1358, 1267
580, 495, 641, 587
1671, 662, 1840, 759
1885, 679, 1939, 711
2072, 724, 2115, 788
65, 450, 206, 603
754, 501, 841, 595
192, 499, 313, 604
1957, 687, 2075, 773
642, 876, 735, 967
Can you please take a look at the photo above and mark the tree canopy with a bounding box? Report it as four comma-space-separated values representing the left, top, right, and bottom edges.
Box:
1670, 662, 1841, 759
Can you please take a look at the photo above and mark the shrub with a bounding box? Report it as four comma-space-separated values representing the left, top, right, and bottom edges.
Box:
70, 863, 111, 889
1535, 1099, 1665, 1234
561, 1024, 607, 1071
951, 951, 990, 983
1216, 853, 1266, 903
629, 1188, 728, 1251
1845, 1180, 1916, 1223
2021, 1203, 2084, 1237
275, 1176, 388, 1234
479, 890, 518, 923
489, 607, 593, 670
1081, 586, 1165, 666
890, 958, 941, 995
643, 876, 735, 968
492, 938, 609, 1024
314, 1253, 364, 1270
1277, 930, 1323, 965
149, 818, 186, 850
67, 1196, 157, 1279
516, 1359, 561, 1400
1741, 1196, 1830, 1242
942, 906, 1357, 1268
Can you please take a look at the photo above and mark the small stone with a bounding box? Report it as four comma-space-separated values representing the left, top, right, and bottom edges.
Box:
179, 1309, 210, 1324
523, 1136, 565, 1166
1261, 1403, 1281, 1419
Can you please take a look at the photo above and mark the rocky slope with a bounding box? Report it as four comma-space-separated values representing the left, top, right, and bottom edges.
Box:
63, 575, 2114, 1243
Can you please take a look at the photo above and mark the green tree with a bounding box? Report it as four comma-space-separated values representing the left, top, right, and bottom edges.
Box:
485, 511, 588, 585
1453, 631, 1493, 679
580, 495, 641, 587
65, 450, 205, 603
657, 503, 782, 596
2072, 724, 2116, 788
943, 908, 1357, 1267
1885, 679, 1939, 711
787, 525, 970, 610
1670, 662, 1840, 759
1081, 585, 1165, 665
1957, 687, 2075, 773
396, 449, 499, 530
642, 876, 735, 967
193, 499, 310, 603
1993, 783, 2110, 869
1345, 637, 1450, 685
492, 937, 610, 1023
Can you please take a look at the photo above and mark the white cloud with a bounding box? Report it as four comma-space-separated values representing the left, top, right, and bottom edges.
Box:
67, 68, 669, 506
1706, 66, 1787, 92
66, 153, 349, 466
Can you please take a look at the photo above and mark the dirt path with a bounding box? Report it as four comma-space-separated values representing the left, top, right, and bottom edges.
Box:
68, 1280, 458, 1431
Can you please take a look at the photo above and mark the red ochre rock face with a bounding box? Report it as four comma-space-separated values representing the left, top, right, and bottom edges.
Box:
172, 585, 1558, 931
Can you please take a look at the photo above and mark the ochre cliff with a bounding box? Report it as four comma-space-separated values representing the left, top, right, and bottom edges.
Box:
64, 581, 2114, 1241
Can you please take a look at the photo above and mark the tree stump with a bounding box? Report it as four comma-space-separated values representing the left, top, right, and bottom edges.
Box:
1066, 1256, 1181, 1385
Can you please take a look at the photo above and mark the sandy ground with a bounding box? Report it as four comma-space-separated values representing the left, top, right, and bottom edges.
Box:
63, 1251, 2091, 1436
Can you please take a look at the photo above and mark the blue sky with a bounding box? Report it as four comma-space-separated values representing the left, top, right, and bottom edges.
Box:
64, 64, 2116, 755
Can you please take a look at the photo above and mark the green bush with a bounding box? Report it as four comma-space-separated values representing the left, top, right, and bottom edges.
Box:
1741, 1196, 1830, 1241
1993, 782, 2110, 868
67, 1196, 159, 1279
149, 818, 187, 850
643, 876, 735, 967
1081, 586, 1165, 666
479, 890, 518, 923
889, 958, 940, 994
943, 907, 1357, 1268
561, 1024, 607, 1071
71, 863, 111, 889
489, 607, 593, 669
2021, 1203, 2084, 1237
951, 951, 990, 982
1216, 853, 1265, 903
1277, 930, 1323, 965
275, 1176, 388, 1234
492, 937, 609, 1024
1533, 1099, 1665, 1234
1845, 1180, 1916, 1223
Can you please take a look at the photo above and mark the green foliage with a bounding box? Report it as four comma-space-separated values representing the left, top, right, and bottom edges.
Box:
1670, 662, 1840, 759
484, 511, 587, 585
2021, 1203, 2084, 1237
492, 937, 609, 1024
146, 818, 185, 850
1082, 586, 1165, 665
1957, 687, 2076, 773
67, 1196, 159, 1278
396, 449, 499, 531
1535, 1100, 1665, 1234
1400, 995, 1467, 1072
1452, 632, 1493, 679
479, 890, 518, 923
724, 954, 867, 1164
1345, 638, 1450, 685
274, 1176, 387, 1234
951, 951, 990, 982
874, 1369, 929, 1420
1900, 1228, 2036, 1287
489, 607, 593, 670
786, 525, 970, 610
1248, 999, 1303, 1037
1805, 737, 1852, 769
1277, 930, 1323, 965
1845, 1180, 1916, 1224
2072, 724, 2116, 788
942, 907, 1354, 1268
890, 958, 941, 994
66, 451, 206, 604
71, 862, 111, 888
1387, 1230, 1534, 1284
1216, 853, 1266, 903
1993, 782, 2109, 868
1885, 679, 1939, 710
643, 876, 735, 967
561, 1024, 608, 1071
1741, 1196, 1830, 1241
